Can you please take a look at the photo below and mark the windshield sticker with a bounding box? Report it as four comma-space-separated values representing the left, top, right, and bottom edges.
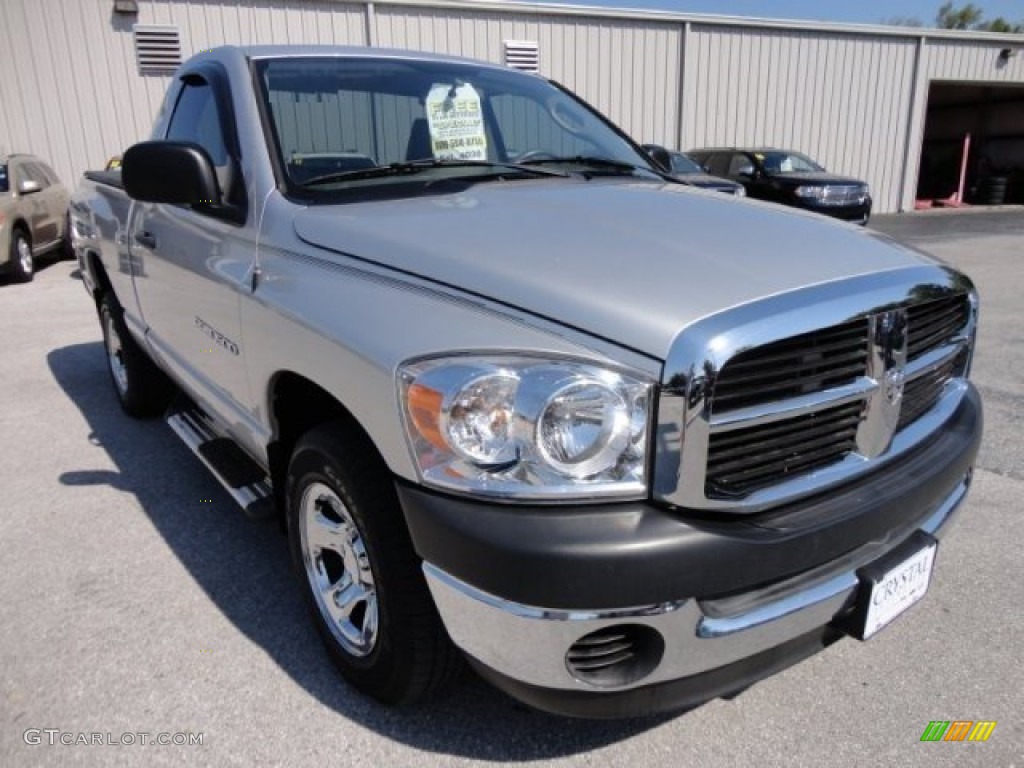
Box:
425, 83, 488, 161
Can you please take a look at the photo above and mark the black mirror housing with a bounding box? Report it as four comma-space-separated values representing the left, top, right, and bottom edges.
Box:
122, 141, 221, 205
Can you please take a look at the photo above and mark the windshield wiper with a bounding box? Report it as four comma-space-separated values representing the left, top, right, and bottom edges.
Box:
518, 155, 651, 176
299, 159, 568, 187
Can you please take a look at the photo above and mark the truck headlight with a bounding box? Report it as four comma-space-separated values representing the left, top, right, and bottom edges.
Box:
399, 356, 651, 500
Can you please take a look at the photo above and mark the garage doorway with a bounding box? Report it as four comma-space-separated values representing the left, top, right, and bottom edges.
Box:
917, 82, 1024, 206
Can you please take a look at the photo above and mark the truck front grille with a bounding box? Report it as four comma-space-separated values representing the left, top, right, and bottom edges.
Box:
696, 292, 971, 504
712, 319, 868, 411
707, 401, 863, 496
897, 351, 965, 430
907, 294, 970, 361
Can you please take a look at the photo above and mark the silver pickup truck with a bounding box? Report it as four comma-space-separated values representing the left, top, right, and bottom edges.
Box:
71, 45, 982, 718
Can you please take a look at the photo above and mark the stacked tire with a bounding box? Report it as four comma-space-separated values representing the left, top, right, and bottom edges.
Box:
978, 175, 1008, 206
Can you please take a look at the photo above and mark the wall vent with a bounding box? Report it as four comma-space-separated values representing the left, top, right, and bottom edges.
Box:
133, 25, 182, 74
504, 40, 539, 72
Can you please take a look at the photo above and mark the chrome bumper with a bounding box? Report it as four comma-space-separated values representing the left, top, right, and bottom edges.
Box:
424, 476, 969, 693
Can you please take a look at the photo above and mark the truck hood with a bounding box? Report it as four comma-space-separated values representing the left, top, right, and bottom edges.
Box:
293, 179, 930, 359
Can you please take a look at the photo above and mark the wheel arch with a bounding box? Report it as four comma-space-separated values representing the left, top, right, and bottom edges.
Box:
83, 248, 113, 306
9, 217, 31, 239
267, 370, 390, 528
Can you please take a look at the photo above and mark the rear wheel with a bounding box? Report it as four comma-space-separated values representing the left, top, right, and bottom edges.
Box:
287, 424, 462, 704
8, 228, 34, 283
99, 293, 172, 417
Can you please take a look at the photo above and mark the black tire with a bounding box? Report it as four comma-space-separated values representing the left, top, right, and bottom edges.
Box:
286, 424, 462, 705
61, 212, 75, 261
8, 227, 34, 283
98, 293, 173, 417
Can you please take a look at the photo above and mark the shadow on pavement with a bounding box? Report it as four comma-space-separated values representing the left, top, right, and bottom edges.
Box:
47, 341, 671, 759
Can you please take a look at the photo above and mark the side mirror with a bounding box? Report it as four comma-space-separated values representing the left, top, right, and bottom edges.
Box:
643, 145, 672, 173
736, 165, 756, 179
18, 179, 41, 195
122, 141, 221, 205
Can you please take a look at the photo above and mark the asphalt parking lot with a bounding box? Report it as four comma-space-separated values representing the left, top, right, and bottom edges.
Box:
1, 209, 1022, 767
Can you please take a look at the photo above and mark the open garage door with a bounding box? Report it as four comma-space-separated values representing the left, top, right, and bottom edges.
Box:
917, 82, 1024, 207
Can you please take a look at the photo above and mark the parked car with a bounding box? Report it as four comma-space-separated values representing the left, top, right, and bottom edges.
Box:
73, 46, 980, 718
688, 147, 872, 223
1, 154, 71, 282
642, 145, 745, 195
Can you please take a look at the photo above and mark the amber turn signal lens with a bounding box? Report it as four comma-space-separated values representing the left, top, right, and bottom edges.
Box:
407, 382, 447, 451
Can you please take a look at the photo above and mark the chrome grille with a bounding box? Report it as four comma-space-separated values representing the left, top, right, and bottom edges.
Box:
707, 401, 863, 496
818, 185, 868, 207
712, 318, 869, 412
656, 274, 976, 512
907, 294, 970, 361
897, 352, 964, 430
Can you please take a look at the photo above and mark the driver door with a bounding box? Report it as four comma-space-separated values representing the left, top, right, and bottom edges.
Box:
130, 71, 255, 427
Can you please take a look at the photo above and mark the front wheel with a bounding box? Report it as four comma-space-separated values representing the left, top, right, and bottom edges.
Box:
287, 424, 461, 704
8, 228, 34, 283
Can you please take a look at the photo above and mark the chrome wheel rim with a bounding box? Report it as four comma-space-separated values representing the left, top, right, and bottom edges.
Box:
103, 311, 129, 396
16, 237, 32, 275
300, 482, 378, 657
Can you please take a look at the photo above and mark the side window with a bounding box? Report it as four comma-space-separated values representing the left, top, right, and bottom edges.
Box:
20, 162, 48, 189
37, 163, 60, 186
727, 153, 754, 177
163, 75, 245, 218
706, 154, 730, 177
166, 80, 229, 167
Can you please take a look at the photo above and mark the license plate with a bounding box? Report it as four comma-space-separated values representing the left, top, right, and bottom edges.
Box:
848, 531, 938, 640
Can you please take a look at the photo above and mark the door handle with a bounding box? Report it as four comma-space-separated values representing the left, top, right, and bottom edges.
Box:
135, 231, 157, 249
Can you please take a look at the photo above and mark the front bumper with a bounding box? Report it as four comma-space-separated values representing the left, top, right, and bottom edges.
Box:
401, 386, 980, 717
794, 196, 872, 223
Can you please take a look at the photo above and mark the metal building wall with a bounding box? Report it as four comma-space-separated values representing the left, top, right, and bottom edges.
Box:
0, 0, 1021, 213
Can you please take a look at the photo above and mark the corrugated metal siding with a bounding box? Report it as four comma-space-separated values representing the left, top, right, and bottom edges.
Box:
683, 26, 920, 214
925, 39, 1024, 82
373, 8, 680, 146
0, 0, 1021, 212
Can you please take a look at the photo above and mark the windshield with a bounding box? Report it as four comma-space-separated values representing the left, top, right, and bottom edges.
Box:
0, 165, 8, 193
254, 56, 656, 198
668, 152, 703, 174
758, 151, 825, 174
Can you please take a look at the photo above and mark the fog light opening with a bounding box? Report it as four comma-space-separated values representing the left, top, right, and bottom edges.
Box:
565, 624, 664, 688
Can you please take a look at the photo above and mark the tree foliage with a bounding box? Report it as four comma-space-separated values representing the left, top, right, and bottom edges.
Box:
935, 2, 1023, 32
885, 3, 1023, 32
935, 2, 984, 29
